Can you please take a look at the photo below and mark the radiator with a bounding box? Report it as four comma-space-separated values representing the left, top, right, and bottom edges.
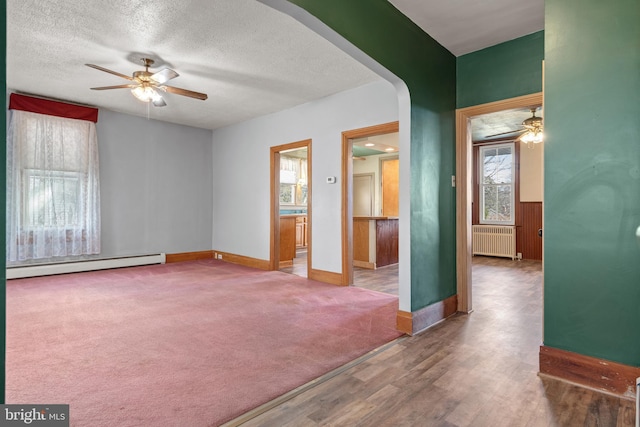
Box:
472, 225, 516, 260
6, 253, 166, 279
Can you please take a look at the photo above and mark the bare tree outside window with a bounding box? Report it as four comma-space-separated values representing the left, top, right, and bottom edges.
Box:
480, 144, 514, 224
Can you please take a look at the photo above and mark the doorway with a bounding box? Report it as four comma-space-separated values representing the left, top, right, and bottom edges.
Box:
270, 139, 311, 278
456, 93, 543, 312
342, 121, 399, 294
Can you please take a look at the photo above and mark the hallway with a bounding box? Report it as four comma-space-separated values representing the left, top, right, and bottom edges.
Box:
235, 257, 635, 426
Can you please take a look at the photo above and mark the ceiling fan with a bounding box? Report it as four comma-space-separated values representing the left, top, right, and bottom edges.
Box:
484, 107, 544, 143
86, 58, 208, 107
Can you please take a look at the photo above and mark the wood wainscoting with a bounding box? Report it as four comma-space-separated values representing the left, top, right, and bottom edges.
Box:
397, 295, 458, 335
518, 202, 543, 261
539, 345, 640, 399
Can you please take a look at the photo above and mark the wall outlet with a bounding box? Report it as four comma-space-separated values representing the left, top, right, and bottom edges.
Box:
217, 253, 223, 260
517, 252, 522, 260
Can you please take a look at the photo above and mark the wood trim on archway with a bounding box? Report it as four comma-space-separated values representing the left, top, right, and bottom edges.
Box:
341, 122, 399, 286
456, 93, 543, 313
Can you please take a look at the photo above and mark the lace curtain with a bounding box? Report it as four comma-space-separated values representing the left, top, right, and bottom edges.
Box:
7, 110, 101, 263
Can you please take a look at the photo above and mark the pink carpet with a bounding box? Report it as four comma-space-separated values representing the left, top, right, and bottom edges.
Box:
6, 259, 402, 426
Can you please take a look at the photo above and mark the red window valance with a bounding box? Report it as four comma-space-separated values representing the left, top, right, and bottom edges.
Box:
9, 93, 99, 123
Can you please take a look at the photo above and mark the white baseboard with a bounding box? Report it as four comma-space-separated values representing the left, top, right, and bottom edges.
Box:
6, 253, 166, 279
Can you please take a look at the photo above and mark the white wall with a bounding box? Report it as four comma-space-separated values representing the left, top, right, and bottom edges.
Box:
520, 142, 544, 201
212, 80, 398, 273
98, 109, 213, 257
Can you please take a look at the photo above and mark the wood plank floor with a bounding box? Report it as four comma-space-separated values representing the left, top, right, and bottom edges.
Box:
354, 263, 398, 295
238, 256, 636, 427
281, 249, 399, 295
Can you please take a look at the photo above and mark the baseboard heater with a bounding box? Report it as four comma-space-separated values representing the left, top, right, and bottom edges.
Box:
472, 225, 516, 260
6, 253, 166, 279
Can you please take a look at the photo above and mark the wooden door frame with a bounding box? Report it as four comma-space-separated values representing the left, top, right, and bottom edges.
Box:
341, 121, 399, 286
270, 139, 312, 275
456, 92, 543, 312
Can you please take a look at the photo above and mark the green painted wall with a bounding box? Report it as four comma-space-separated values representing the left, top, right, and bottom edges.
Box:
287, 0, 457, 311
457, 31, 544, 108
544, 0, 640, 366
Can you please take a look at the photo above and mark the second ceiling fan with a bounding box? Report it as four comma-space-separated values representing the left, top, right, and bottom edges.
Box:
485, 107, 544, 143
86, 58, 208, 107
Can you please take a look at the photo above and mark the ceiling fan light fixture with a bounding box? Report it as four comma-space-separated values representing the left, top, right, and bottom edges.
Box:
131, 85, 161, 103
87, 58, 208, 107
520, 129, 544, 144
519, 107, 544, 146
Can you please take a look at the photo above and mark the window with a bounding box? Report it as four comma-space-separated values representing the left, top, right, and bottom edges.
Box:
7, 107, 100, 263
23, 169, 84, 228
479, 143, 515, 224
279, 155, 307, 207
279, 184, 295, 205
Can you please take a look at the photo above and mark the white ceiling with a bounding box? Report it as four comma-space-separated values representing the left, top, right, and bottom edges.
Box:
388, 0, 544, 56
7, 0, 544, 131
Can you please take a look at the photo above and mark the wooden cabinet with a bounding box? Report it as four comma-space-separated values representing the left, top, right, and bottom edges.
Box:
353, 217, 398, 269
279, 216, 296, 267
376, 219, 399, 266
295, 216, 307, 248
280, 215, 307, 268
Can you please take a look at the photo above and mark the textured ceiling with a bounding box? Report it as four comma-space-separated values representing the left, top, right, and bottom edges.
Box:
7, 0, 381, 130
8, 0, 544, 131
471, 106, 543, 142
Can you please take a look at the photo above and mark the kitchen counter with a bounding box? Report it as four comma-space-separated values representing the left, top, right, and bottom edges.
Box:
353, 217, 398, 269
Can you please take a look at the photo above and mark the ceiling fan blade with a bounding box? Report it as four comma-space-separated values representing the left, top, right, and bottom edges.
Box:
152, 96, 167, 107
85, 64, 134, 81
90, 84, 137, 90
161, 85, 208, 100
484, 128, 525, 138
151, 68, 179, 84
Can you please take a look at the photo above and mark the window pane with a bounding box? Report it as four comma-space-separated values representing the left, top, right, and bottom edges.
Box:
482, 185, 513, 222
482, 146, 512, 184
26, 172, 81, 227
497, 185, 512, 221
279, 184, 294, 204
482, 186, 497, 221
298, 185, 308, 205
479, 143, 514, 224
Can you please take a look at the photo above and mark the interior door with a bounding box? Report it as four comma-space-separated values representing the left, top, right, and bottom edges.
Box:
353, 173, 374, 217
381, 158, 399, 217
